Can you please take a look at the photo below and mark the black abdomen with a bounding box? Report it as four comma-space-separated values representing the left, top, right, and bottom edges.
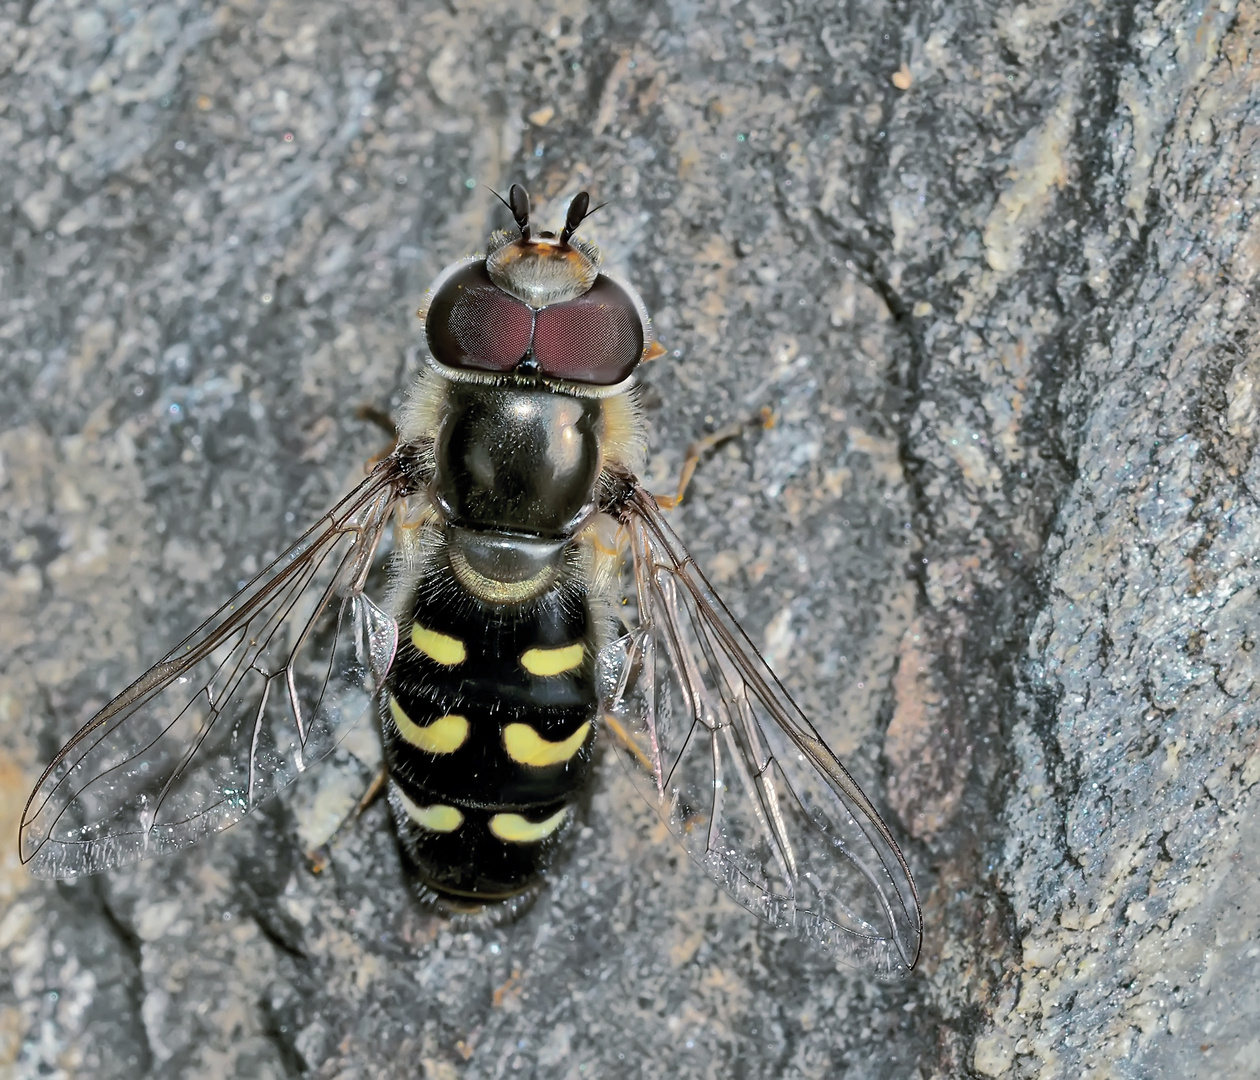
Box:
382, 549, 597, 903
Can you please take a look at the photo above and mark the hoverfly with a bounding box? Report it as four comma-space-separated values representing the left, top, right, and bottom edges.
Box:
21, 185, 922, 976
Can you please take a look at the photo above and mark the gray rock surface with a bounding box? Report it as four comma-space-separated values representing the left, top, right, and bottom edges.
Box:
1, 0, 1257, 1077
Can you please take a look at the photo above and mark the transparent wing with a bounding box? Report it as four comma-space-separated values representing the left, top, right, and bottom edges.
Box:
597, 481, 922, 977
21, 458, 410, 878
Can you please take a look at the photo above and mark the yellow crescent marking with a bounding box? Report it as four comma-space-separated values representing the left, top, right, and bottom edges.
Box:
412, 623, 467, 665
388, 697, 469, 755
503, 721, 591, 768
488, 807, 568, 844
519, 642, 584, 677
394, 788, 463, 833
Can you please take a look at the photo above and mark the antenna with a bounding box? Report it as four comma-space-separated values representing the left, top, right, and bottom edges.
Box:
559, 191, 591, 245
508, 183, 532, 240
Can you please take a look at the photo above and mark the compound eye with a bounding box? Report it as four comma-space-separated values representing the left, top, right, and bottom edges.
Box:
426, 260, 534, 372
531, 275, 646, 385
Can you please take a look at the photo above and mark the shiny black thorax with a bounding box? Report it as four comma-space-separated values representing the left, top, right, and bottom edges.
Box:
435, 382, 602, 536
383, 379, 606, 905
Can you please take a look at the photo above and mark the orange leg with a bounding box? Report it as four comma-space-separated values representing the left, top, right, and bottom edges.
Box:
304, 764, 389, 873
602, 711, 655, 776
354, 764, 389, 815
656, 405, 774, 509
492, 968, 524, 1008
356, 404, 399, 469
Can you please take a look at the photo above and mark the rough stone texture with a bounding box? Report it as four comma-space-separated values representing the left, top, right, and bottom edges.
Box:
1, 0, 1257, 1078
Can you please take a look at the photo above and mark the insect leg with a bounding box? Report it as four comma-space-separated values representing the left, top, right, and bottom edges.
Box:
354, 763, 388, 816
601, 710, 655, 774
655, 406, 774, 509
355, 403, 399, 466
303, 763, 389, 874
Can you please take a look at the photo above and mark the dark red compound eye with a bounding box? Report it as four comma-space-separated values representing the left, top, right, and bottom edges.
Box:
532, 275, 645, 385
426, 261, 534, 373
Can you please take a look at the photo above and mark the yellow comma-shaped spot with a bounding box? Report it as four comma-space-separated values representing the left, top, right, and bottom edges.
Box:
394, 787, 464, 833
488, 807, 568, 844
412, 623, 467, 666
389, 697, 469, 754
520, 642, 584, 677
503, 721, 591, 768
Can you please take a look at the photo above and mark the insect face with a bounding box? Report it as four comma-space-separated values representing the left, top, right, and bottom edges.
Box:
422, 186, 648, 386
485, 233, 599, 307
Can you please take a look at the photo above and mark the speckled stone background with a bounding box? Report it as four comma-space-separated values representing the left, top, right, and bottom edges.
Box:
2, 0, 1258, 1077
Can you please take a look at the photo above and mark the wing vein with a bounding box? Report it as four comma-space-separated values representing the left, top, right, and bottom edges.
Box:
20, 455, 416, 877
598, 475, 923, 974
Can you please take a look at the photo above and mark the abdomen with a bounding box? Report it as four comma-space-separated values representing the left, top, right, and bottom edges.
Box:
381, 549, 598, 908
380, 375, 635, 912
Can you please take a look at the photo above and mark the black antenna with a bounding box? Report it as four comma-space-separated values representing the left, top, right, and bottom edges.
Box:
559, 191, 591, 245
488, 185, 513, 214
508, 183, 531, 240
